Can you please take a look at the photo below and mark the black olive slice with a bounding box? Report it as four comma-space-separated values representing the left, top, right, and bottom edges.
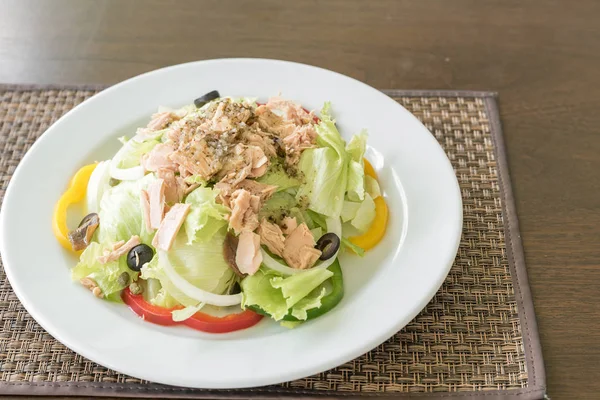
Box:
126, 244, 154, 272
315, 233, 341, 261
194, 90, 220, 108
68, 213, 100, 251
78, 213, 99, 228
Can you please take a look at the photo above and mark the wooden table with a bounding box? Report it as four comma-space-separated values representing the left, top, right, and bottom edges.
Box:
1, 0, 599, 398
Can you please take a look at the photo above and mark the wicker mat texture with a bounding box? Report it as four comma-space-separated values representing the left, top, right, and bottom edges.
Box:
0, 86, 546, 399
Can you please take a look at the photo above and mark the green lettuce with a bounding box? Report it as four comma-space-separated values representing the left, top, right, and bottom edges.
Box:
350, 193, 376, 233
341, 237, 365, 257
345, 131, 367, 202
338, 195, 376, 234
184, 175, 206, 185
241, 267, 333, 321
257, 161, 302, 192
115, 137, 159, 169
71, 242, 137, 299
184, 187, 229, 244
365, 175, 381, 199
310, 227, 323, 241
306, 210, 327, 230
341, 201, 361, 223
296, 103, 348, 218
97, 174, 156, 244
289, 287, 327, 320
258, 191, 297, 221
172, 303, 205, 322
141, 229, 235, 307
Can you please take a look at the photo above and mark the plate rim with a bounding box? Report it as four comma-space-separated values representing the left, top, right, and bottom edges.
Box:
0, 58, 462, 388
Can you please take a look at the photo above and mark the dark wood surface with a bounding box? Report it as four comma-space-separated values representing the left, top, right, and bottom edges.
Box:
1, 0, 599, 399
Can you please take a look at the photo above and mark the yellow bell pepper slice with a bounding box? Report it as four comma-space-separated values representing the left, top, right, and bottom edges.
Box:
52, 163, 97, 252
349, 159, 389, 251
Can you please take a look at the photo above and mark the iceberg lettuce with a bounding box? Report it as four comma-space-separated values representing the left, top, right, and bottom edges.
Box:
296, 103, 369, 218
184, 187, 229, 244
296, 103, 348, 218
345, 131, 367, 202
241, 267, 333, 321
257, 161, 302, 192
114, 137, 159, 169
96, 174, 156, 244
71, 242, 137, 299
351, 193, 376, 233
141, 229, 235, 307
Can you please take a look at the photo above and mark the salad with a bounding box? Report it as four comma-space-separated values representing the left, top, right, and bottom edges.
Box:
53, 91, 389, 333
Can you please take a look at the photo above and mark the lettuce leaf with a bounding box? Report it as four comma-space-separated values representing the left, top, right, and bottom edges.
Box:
258, 191, 297, 221
310, 227, 323, 241
97, 174, 156, 244
142, 278, 180, 308
296, 103, 348, 218
172, 303, 205, 322
345, 131, 367, 202
350, 193, 376, 233
306, 210, 327, 230
184, 175, 207, 185
114, 138, 159, 169
365, 175, 381, 199
184, 187, 229, 244
290, 287, 327, 320
341, 237, 365, 257
71, 242, 137, 299
257, 161, 301, 192
341, 200, 361, 223
141, 229, 235, 307
241, 267, 333, 321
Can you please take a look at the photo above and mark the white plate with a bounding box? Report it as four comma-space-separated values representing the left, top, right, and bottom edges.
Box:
0, 59, 462, 389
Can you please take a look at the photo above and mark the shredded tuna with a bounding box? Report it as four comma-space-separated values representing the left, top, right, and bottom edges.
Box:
140, 190, 152, 231
258, 219, 285, 257
255, 100, 317, 166
266, 96, 315, 126
282, 223, 322, 269
247, 145, 269, 178
147, 111, 178, 131
280, 216, 298, 235
255, 105, 297, 138
228, 189, 260, 234
237, 180, 277, 202
280, 125, 317, 165
235, 231, 262, 276
170, 140, 222, 179
98, 236, 141, 264
240, 130, 277, 158
152, 203, 191, 251
148, 179, 166, 230
142, 143, 177, 172
156, 169, 186, 204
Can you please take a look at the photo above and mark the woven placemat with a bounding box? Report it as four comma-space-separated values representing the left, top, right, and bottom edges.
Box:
0, 86, 546, 399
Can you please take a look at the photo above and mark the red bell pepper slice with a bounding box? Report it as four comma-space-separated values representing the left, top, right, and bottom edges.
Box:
122, 288, 263, 333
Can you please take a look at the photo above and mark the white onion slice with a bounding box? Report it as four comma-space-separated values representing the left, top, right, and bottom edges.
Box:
86, 160, 111, 214
260, 249, 301, 275
261, 217, 342, 275
110, 163, 144, 181
158, 251, 242, 306
109, 139, 146, 181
